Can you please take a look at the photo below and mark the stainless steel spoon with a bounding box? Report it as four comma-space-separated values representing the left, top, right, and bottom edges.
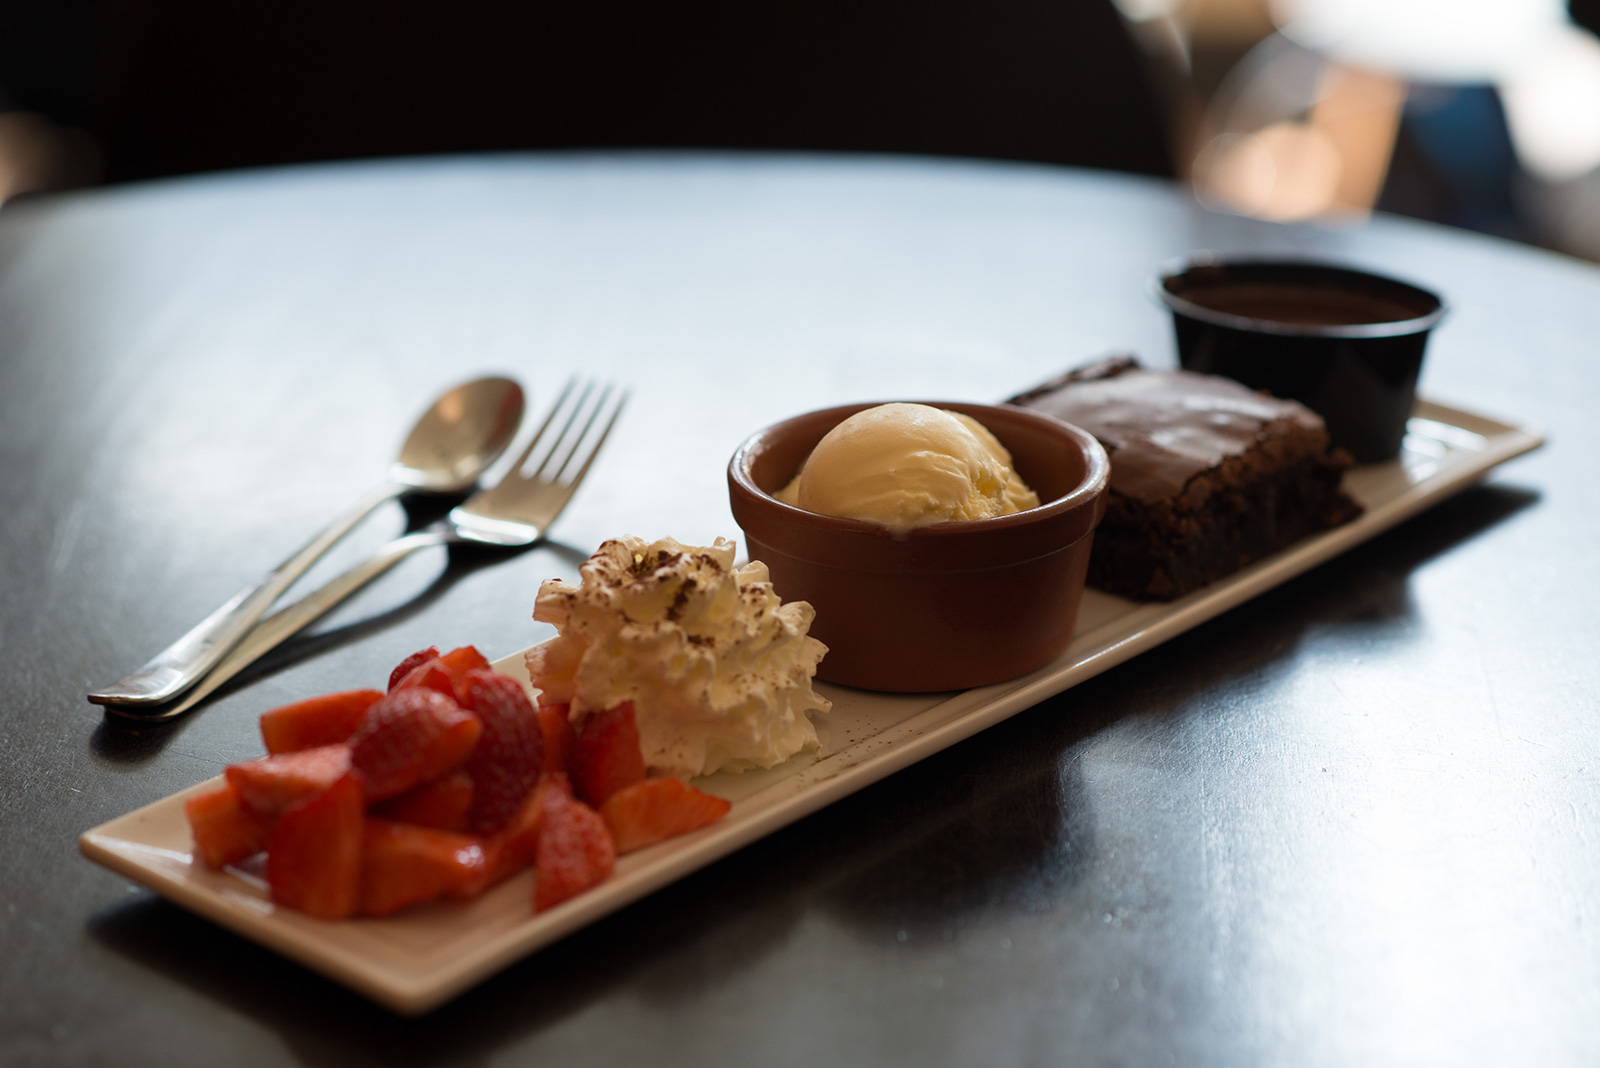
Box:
87, 376, 525, 708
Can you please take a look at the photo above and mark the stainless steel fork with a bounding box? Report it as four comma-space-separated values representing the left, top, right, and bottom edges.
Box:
108, 379, 627, 722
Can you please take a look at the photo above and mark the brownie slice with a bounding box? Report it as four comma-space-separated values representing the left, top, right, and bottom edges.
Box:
1009, 355, 1361, 601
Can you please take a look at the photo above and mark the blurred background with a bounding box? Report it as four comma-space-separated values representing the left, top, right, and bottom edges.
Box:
3, 0, 1600, 260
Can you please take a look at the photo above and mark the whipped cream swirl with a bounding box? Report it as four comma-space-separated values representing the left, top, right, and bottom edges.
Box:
526, 536, 830, 777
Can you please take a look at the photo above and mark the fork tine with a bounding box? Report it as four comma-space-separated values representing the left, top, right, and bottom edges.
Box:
518, 378, 582, 470
528, 380, 600, 482
547, 382, 619, 483
502, 377, 578, 476
559, 385, 627, 489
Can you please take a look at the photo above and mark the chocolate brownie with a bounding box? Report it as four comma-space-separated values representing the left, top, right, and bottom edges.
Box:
1009, 356, 1361, 600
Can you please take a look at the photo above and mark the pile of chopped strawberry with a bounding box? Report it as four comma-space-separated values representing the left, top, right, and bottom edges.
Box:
184, 645, 731, 921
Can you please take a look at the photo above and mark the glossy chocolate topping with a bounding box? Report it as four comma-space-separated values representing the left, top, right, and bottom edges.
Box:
1010, 357, 1322, 503
1179, 281, 1429, 326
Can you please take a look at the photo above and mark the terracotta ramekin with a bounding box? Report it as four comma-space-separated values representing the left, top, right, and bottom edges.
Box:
727, 401, 1109, 692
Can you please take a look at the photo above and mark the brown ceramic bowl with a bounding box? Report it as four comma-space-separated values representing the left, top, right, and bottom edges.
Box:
727, 401, 1109, 692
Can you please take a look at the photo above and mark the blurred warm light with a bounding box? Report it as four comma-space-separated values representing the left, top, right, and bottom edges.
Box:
1273, 0, 1566, 82
1195, 123, 1340, 219
1115, 0, 1276, 57
1113, 0, 1183, 24
1121, 0, 1600, 257
1273, 0, 1600, 184
1308, 64, 1406, 211
1193, 50, 1404, 222
0, 111, 100, 203
0, 112, 59, 201
1500, 25, 1600, 182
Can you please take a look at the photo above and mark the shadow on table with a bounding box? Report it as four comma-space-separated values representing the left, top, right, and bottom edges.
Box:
85, 482, 1539, 1054
811, 480, 1542, 934
86, 502, 594, 768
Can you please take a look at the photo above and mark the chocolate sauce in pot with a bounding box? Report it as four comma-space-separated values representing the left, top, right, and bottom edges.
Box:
1156, 260, 1447, 461
1180, 282, 1432, 327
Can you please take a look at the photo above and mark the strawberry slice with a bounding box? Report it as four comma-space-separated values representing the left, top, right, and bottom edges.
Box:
533, 775, 615, 911
569, 701, 646, 807
266, 774, 364, 920
185, 781, 275, 869
348, 688, 482, 802
440, 645, 490, 673
394, 661, 459, 702
460, 669, 545, 833
599, 777, 732, 854
393, 646, 492, 705
536, 701, 576, 775
358, 819, 489, 917
481, 775, 557, 887
259, 689, 382, 755
370, 769, 475, 832
388, 646, 440, 691
225, 743, 353, 817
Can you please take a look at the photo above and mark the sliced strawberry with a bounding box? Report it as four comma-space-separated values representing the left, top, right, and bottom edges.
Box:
533, 777, 615, 911
370, 769, 475, 832
388, 645, 440, 691
266, 774, 364, 920
394, 660, 459, 702
225, 743, 353, 817
393, 646, 491, 705
460, 669, 545, 833
358, 819, 489, 917
599, 777, 732, 854
481, 775, 557, 887
536, 701, 576, 775
569, 701, 646, 807
348, 688, 482, 802
259, 689, 382, 755
185, 782, 275, 869
440, 645, 490, 674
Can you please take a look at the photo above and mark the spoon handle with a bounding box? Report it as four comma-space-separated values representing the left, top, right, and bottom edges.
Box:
104, 529, 453, 722
87, 482, 404, 707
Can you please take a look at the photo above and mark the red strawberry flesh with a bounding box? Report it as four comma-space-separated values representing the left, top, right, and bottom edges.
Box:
569, 701, 646, 807
600, 777, 732, 854
266, 774, 364, 920
460, 669, 545, 833
388, 646, 440, 691
370, 769, 475, 832
259, 689, 382, 754
536, 702, 576, 775
225, 744, 353, 817
358, 818, 489, 917
185, 782, 275, 869
348, 688, 482, 802
533, 776, 615, 911
394, 645, 491, 705
481, 776, 555, 888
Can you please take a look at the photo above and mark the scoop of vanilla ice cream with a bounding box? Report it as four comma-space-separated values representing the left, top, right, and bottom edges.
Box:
525, 536, 831, 777
775, 403, 1039, 534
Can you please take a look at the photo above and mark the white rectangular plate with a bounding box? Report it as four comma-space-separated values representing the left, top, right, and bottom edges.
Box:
81, 399, 1544, 1015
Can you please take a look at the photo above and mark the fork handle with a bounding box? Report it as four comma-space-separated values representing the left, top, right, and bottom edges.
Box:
103, 529, 453, 722
88, 482, 406, 708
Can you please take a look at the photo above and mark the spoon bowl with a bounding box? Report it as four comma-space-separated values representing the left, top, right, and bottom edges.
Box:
393, 377, 526, 492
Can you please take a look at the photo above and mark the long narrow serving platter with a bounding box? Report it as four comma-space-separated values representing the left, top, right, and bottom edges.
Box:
81, 399, 1544, 1014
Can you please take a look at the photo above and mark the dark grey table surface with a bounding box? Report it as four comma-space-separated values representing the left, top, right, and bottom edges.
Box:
2, 153, 1595, 1067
